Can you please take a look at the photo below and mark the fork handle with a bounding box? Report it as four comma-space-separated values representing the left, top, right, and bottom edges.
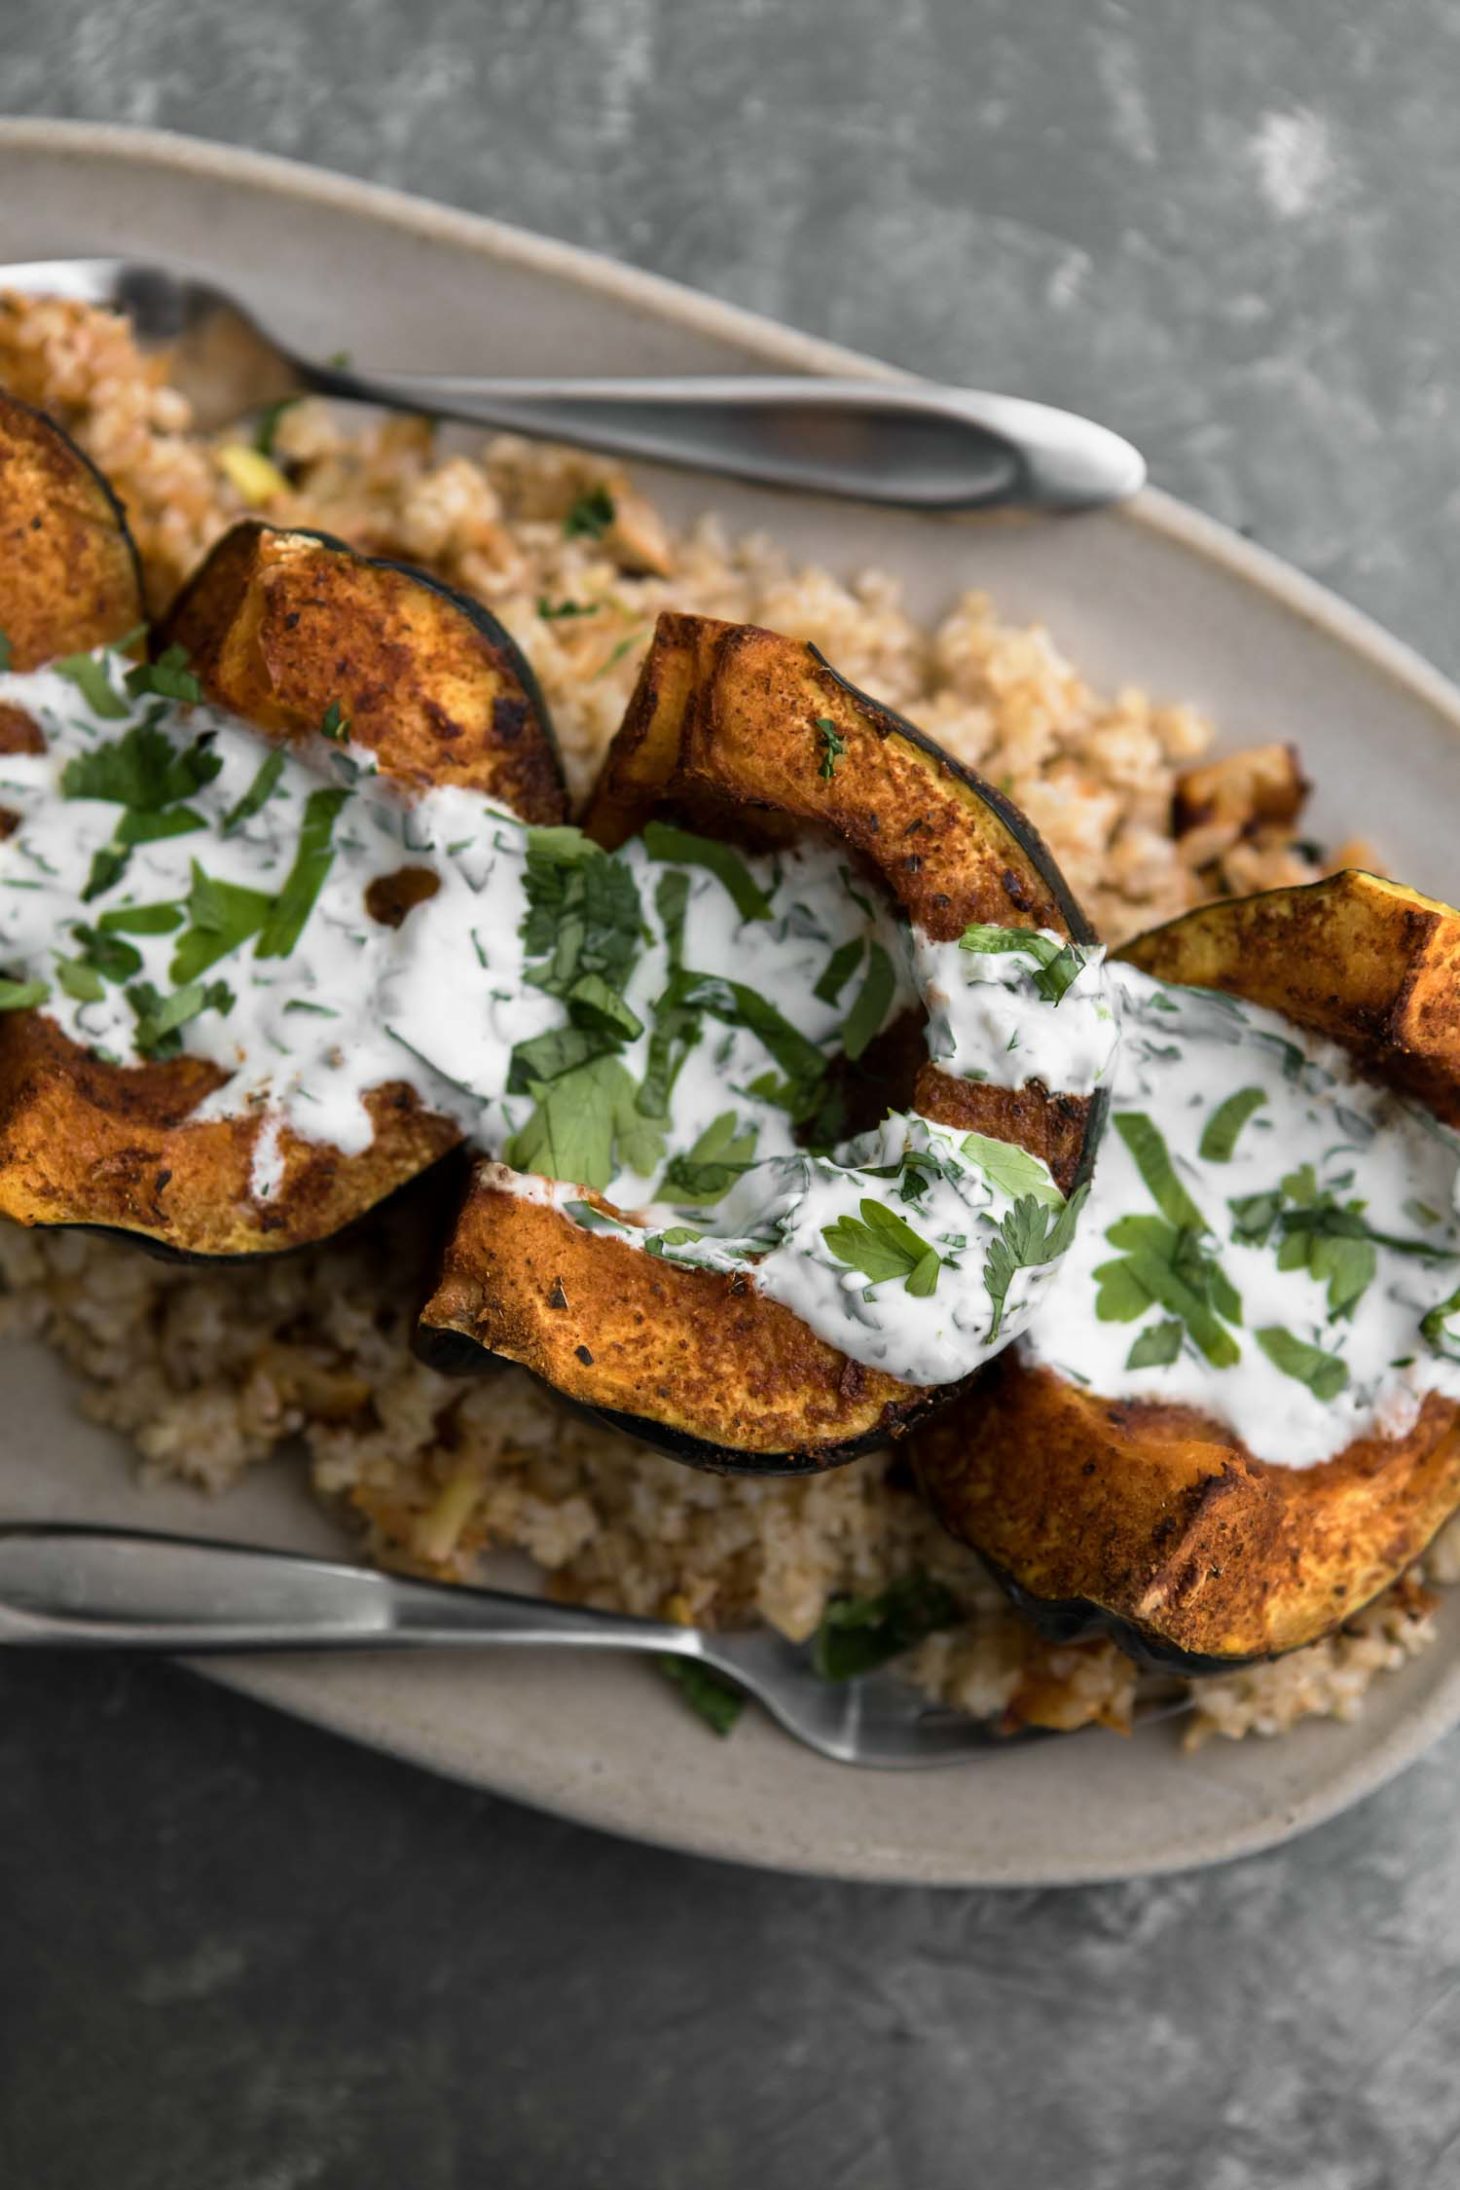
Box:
0, 1523, 699, 1658
302, 365, 1144, 514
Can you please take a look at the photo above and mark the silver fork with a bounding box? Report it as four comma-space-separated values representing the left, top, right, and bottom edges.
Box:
0, 256, 1145, 514
0, 1523, 1185, 1767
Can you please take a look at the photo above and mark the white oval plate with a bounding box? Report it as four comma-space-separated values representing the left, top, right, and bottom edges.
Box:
4, 119, 1459, 1885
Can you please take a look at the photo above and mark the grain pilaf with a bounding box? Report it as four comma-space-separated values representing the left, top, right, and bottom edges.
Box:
0, 289, 1451, 1748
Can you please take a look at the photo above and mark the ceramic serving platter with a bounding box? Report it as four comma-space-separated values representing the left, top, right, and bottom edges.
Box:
4, 118, 1460, 1885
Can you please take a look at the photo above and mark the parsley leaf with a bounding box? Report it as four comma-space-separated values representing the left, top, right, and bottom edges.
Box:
1126, 1317, 1183, 1370
126, 976, 234, 1061
823, 1197, 944, 1297
814, 715, 846, 780
254, 788, 349, 959
95, 902, 185, 936
123, 646, 203, 706
1113, 1110, 1206, 1232
319, 700, 350, 743
810, 1574, 961, 1681
1255, 1325, 1349, 1402
814, 937, 864, 1006
61, 719, 221, 811
506, 1051, 664, 1190
0, 976, 48, 1011
521, 829, 643, 1013
253, 395, 300, 457
984, 1186, 1088, 1340
641, 819, 772, 922
0, 632, 11, 673
563, 486, 615, 539
957, 923, 1091, 1004
54, 653, 130, 720
665, 970, 827, 1105
68, 923, 143, 984
1421, 1284, 1460, 1362
171, 862, 276, 982
958, 1130, 1064, 1208
1199, 1086, 1268, 1162
841, 941, 895, 1062
537, 597, 598, 621
659, 1111, 758, 1205
657, 1656, 745, 1736
54, 956, 105, 1003
221, 748, 286, 836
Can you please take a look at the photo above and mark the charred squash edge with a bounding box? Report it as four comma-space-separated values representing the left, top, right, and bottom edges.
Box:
417, 610, 1107, 1476
915, 869, 1460, 1668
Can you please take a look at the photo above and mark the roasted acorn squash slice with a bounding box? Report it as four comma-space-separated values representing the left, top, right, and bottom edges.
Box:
0, 511, 564, 1259
418, 610, 1105, 1474
0, 392, 145, 668
915, 870, 1460, 1667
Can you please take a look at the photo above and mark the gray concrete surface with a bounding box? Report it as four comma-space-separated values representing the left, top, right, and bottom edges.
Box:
4, 4, 1460, 2185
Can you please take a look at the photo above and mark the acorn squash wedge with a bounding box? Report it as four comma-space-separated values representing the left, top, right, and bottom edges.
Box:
417, 610, 1105, 1475
0, 508, 564, 1259
915, 870, 1460, 1668
0, 391, 145, 669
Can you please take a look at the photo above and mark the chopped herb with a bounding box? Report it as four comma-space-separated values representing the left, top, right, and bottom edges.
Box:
1421, 1284, 1460, 1361
959, 1130, 1064, 1209
282, 1000, 340, 1017
81, 846, 131, 904
54, 956, 105, 1003
657, 1656, 745, 1736
563, 972, 644, 1043
659, 1112, 757, 1205
521, 829, 643, 1026
814, 715, 846, 780
68, 923, 143, 983
956, 923, 1091, 1005
506, 1051, 664, 1190
984, 1186, 1089, 1340
536, 597, 598, 621
123, 646, 203, 706
1126, 1318, 1183, 1370
823, 1198, 944, 1298
1114, 1111, 1206, 1232
641, 819, 773, 923
95, 902, 184, 936
61, 718, 221, 811
253, 396, 299, 457
814, 938, 864, 1006
319, 700, 350, 743
53, 652, 130, 720
116, 806, 208, 847
563, 486, 615, 539
810, 1573, 961, 1681
1095, 1257, 1153, 1322
1255, 1325, 1349, 1402
126, 976, 234, 1061
1097, 1208, 1242, 1367
172, 862, 276, 981
590, 633, 642, 681
1199, 1086, 1268, 1162
0, 976, 48, 1011
663, 970, 826, 1111
0, 632, 10, 672
841, 942, 895, 1062
254, 788, 350, 959
221, 747, 286, 836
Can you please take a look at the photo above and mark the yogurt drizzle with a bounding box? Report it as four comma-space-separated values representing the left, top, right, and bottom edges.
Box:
5, 647, 1459, 1459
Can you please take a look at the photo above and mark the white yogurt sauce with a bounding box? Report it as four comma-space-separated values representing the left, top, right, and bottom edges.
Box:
916, 928, 1118, 1096
1023, 963, 1460, 1464
0, 647, 1098, 1378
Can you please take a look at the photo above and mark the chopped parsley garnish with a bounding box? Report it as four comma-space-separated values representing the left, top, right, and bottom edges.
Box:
957, 923, 1091, 1005
823, 1198, 944, 1298
841, 941, 895, 1062
641, 820, 772, 922
657, 1656, 746, 1736
68, 923, 144, 984
1421, 1283, 1460, 1361
810, 1573, 961, 1681
505, 1051, 664, 1190
1126, 1317, 1184, 1370
0, 631, 11, 673
253, 395, 300, 457
254, 788, 350, 959
984, 1186, 1088, 1340
536, 597, 597, 621
62, 716, 223, 901
1095, 1213, 1242, 1367
814, 938, 864, 1006
95, 902, 185, 936
319, 700, 350, 743
1198, 1086, 1268, 1162
221, 748, 285, 836
0, 975, 48, 1011
126, 976, 234, 1061
1228, 1163, 1448, 1321
958, 1130, 1064, 1208
1113, 1111, 1206, 1232
1254, 1325, 1349, 1402
54, 955, 105, 1003
665, 970, 826, 1105
123, 646, 203, 707
563, 486, 615, 539
814, 715, 846, 780
659, 1111, 757, 1205
172, 862, 276, 981
54, 652, 130, 720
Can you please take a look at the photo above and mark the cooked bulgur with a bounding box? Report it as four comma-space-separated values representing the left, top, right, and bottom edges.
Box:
0, 290, 1451, 1751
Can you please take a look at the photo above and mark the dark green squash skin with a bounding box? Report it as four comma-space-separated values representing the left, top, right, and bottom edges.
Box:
416, 663, 1109, 1476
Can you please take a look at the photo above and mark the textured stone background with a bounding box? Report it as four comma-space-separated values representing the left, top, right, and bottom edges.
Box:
4, 5, 1460, 2186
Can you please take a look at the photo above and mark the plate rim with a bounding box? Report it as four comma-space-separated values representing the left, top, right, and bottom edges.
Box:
5, 114, 1460, 1883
